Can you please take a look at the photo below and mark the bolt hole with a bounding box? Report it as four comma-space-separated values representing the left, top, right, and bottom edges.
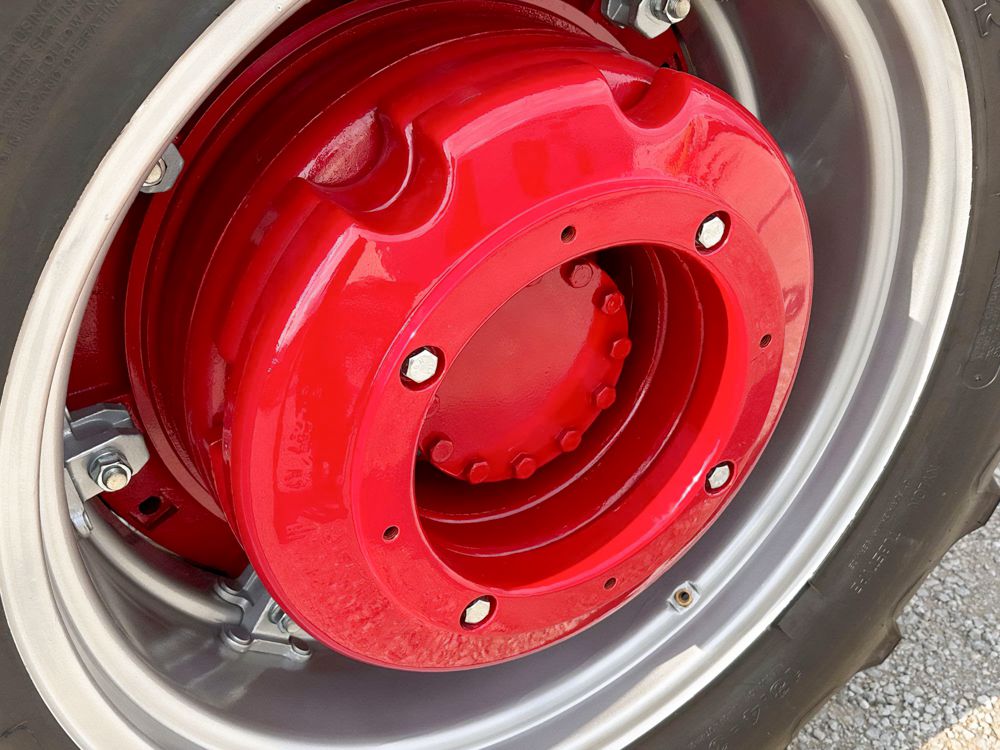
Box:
138, 496, 162, 516
604, 577, 617, 590
560, 225, 577, 243
759, 334, 772, 349
382, 525, 400, 541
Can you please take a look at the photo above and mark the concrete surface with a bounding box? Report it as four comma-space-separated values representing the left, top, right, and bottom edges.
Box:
790, 506, 1000, 749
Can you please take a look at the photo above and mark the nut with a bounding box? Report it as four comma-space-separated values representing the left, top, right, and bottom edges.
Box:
696, 214, 728, 251
89, 450, 133, 493
402, 347, 440, 385
658, 0, 691, 23
143, 158, 166, 188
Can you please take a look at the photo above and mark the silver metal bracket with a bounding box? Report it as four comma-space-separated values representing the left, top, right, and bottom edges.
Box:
140, 142, 184, 194
63, 404, 150, 536
601, 0, 690, 39
216, 569, 312, 662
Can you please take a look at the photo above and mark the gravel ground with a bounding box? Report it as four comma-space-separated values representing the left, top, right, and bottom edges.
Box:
790, 507, 1000, 749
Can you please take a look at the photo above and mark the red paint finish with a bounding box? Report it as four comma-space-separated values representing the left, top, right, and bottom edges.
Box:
72, 0, 811, 668
421, 260, 628, 483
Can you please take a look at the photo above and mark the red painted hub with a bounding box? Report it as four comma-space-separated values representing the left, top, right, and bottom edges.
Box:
69, 0, 812, 669
421, 260, 629, 483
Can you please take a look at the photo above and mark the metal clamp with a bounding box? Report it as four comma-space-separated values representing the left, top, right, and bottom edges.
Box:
63, 404, 150, 535
601, 0, 691, 39
216, 569, 313, 662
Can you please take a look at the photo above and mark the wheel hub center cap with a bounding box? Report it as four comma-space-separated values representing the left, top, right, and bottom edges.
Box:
123, 0, 812, 669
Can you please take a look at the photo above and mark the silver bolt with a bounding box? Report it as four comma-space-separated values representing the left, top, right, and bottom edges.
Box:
279, 614, 302, 636
402, 347, 440, 385
696, 214, 728, 251
143, 159, 166, 188
461, 596, 494, 627
706, 462, 732, 491
89, 450, 133, 493
661, 0, 691, 22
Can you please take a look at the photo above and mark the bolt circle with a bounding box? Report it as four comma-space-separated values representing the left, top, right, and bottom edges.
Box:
705, 461, 734, 492
460, 596, 496, 629
695, 213, 728, 252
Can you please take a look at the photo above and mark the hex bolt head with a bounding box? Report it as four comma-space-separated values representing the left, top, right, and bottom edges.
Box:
705, 462, 733, 492
558, 429, 583, 453
467, 460, 491, 484
562, 261, 595, 289
696, 214, 728, 251
599, 291, 625, 315
401, 347, 441, 385
144, 158, 166, 188
610, 338, 633, 360
461, 596, 495, 628
663, 0, 691, 22
428, 438, 455, 464
594, 385, 617, 410
89, 451, 133, 493
513, 455, 538, 480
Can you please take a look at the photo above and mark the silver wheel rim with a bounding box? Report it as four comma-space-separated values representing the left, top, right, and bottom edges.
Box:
0, 1, 972, 747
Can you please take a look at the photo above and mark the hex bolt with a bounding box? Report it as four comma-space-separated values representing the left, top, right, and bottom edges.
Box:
562, 261, 594, 289
89, 450, 133, 493
610, 338, 633, 360
513, 455, 538, 480
143, 158, 166, 188
661, 0, 691, 23
558, 429, 583, 453
428, 438, 455, 464
279, 614, 302, 636
594, 385, 617, 410
401, 346, 440, 385
696, 213, 728, 251
600, 291, 625, 315
461, 596, 495, 628
706, 462, 733, 491
467, 460, 491, 484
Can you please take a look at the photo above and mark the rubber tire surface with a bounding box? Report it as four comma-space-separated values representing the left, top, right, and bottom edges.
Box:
0, 2, 996, 749
0, 3, 232, 748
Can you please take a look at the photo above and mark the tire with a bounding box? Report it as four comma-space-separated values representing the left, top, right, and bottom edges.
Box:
640, 2, 1000, 746
0, 2, 994, 749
